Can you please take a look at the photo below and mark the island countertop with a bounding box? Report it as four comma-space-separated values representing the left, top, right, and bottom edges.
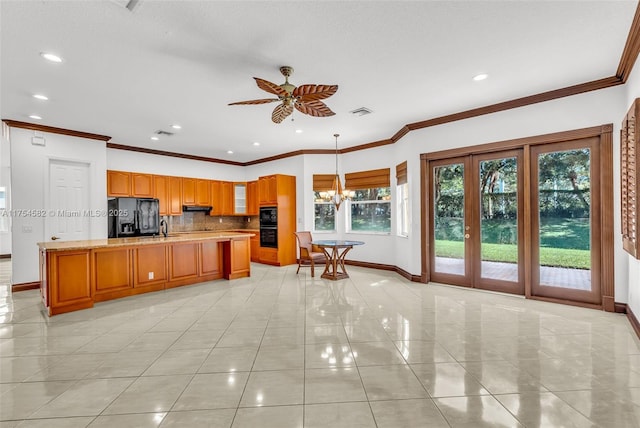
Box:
38, 231, 254, 251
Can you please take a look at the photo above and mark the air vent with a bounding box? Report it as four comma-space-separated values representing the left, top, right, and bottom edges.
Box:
350, 107, 373, 116
155, 130, 174, 136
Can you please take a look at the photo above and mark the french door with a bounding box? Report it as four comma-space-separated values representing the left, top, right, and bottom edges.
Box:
429, 150, 524, 295
426, 133, 609, 307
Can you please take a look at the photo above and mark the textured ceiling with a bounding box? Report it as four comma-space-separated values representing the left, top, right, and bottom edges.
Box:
1, 0, 637, 162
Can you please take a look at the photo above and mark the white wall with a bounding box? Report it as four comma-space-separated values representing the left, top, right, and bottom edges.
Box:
1, 123, 12, 255
10, 128, 107, 284
624, 61, 640, 316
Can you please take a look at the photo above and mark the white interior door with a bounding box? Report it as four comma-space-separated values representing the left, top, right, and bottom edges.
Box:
47, 159, 91, 242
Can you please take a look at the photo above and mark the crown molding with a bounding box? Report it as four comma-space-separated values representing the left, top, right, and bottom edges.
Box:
2, 120, 111, 141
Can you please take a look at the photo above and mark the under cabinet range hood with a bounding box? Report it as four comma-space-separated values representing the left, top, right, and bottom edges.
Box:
182, 205, 212, 212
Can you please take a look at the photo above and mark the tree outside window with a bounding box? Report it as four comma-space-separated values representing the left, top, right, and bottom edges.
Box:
347, 187, 391, 233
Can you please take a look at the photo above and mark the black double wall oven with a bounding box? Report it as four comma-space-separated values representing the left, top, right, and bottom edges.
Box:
259, 206, 278, 248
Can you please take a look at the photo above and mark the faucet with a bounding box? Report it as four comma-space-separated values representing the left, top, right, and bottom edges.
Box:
160, 218, 168, 237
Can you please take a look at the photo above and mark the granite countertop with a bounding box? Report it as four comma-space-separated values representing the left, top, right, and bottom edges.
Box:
38, 231, 255, 251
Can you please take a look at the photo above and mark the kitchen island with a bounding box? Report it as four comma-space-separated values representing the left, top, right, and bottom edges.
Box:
38, 231, 253, 316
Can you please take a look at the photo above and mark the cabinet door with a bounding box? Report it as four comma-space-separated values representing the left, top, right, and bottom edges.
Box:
107, 170, 131, 197
169, 242, 199, 281
169, 176, 183, 215
182, 178, 196, 205
210, 180, 222, 216
154, 175, 169, 216
220, 181, 234, 215
131, 173, 154, 198
196, 179, 211, 206
234, 183, 247, 215
48, 250, 93, 314
93, 248, 132, 296
224, 238, 250, 279
250, 233, 260, 262
200, 241, 222, 276
258, 175, 277, 205
247, 181, 259, 215
133, 245, 167, 287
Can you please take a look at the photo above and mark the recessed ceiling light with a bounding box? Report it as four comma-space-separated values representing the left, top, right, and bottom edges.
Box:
150, 136, 159, 141
295, 129, 303, 134
253, 142, 260, 146
40, 52, 63, 63
473, 73, 488, 81
29, 115, 42, 120
33, 94, 49, 100
171, 124, 182, 130
227, 150, 234, 154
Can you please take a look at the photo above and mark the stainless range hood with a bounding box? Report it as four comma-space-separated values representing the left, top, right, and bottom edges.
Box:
182, 205, 212, 212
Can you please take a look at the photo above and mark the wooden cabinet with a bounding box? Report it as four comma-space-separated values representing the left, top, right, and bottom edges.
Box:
133, 245, 167, 288
220, 181, 234, 215
182, 178, 196, 205
131, 173, 154, 198
155, 175, 182, 216
210, 180, 222, 216
258, 175, 278, 205
154, 175, 169, 216
250, 231, 260, 262
196, 179, 211, 206
200, 241, 222, 276
169, 176, 182, 215
247, 181, 259, 215
257, 174, 297, 266
93, 248, 132, 302
224, 238, 250, 279
107, 170, 131, 197
168, 242, 199, 288
42, 249, 92, 315
234, 183, 247, 215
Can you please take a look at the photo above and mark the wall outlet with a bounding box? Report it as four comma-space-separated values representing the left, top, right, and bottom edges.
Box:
22, 225, 33, 233
148, 272, 154, 280
219, 218, 222, 223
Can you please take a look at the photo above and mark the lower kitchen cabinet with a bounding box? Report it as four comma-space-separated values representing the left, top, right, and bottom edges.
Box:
93, 248, 132, 302
168, 242, 199, 287
41, 249, 92, 315
200, 241, 222, 276
250, 232, 260, 262
224, 238, 250, 279
133, 245, 167, 288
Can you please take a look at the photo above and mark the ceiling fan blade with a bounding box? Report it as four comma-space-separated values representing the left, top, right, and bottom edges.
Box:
272, 103, 293, 123
293, 84, 338, 102
294, 100, 335, 117
228, 98, 279, 105
255, 77, 288, 96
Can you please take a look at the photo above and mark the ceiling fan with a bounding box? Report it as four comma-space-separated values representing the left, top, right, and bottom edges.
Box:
228, 66, 338, 123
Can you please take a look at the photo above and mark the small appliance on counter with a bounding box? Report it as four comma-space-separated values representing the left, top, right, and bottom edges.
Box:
108, 197, 160, 238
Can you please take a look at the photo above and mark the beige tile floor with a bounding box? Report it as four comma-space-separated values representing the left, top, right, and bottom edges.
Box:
0, 260, 639, 427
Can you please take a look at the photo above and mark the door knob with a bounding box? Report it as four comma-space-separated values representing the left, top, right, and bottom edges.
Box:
464, 234, 470, 239
51, 236, 60, 240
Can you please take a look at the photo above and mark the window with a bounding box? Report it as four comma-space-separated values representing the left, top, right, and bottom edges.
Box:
622, 99, 640, 259
313, 174, 336, 232
345, 168, 391, 233
396, 161, 409, 236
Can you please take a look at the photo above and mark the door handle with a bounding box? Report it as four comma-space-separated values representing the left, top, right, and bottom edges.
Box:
51, 236, 60, 240
464, 234, 470, 239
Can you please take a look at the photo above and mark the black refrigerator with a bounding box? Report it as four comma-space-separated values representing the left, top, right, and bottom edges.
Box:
108, 197, 160, 238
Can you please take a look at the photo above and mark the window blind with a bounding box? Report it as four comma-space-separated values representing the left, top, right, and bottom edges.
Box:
345, 168, 390, 190
396, 161, 407, 185
313, 174, 336, 192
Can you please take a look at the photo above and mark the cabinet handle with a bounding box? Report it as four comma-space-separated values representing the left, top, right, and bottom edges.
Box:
51, 236, 60, 240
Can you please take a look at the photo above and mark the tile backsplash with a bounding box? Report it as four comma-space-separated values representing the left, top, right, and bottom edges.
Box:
166, 212, 258, 232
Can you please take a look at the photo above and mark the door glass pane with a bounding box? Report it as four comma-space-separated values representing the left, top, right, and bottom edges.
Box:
433, 163, 465, 275
537, 149, 591, 290
479, 157, 518, 282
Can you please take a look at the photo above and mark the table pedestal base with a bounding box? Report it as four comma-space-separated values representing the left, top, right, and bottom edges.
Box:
320, 246, 353, 281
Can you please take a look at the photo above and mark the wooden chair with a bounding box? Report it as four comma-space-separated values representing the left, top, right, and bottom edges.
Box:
294, 231, 326, 277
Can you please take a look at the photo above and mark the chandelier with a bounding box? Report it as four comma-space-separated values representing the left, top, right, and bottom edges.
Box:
318, 133, 354, 210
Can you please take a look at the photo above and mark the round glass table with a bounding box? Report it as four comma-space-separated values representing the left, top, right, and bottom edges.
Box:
310, 240, 365, 280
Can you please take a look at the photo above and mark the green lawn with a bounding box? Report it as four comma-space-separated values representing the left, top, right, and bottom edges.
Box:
434, 240, 590, 269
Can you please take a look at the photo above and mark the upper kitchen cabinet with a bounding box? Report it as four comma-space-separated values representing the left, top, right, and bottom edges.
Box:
182, 178, 196, 205
154, 175, 182, 216
234, 183, 247, 215
131, 173, 154, 198
220, 181, 234, 215
195, 179, 211, 206
107, 170, 131, 197
247, 180, 259, 215
258, 175, 278, 205
210, 180, 221, 216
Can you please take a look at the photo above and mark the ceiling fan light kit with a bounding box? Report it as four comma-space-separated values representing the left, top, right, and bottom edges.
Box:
229, 66, 338, 123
